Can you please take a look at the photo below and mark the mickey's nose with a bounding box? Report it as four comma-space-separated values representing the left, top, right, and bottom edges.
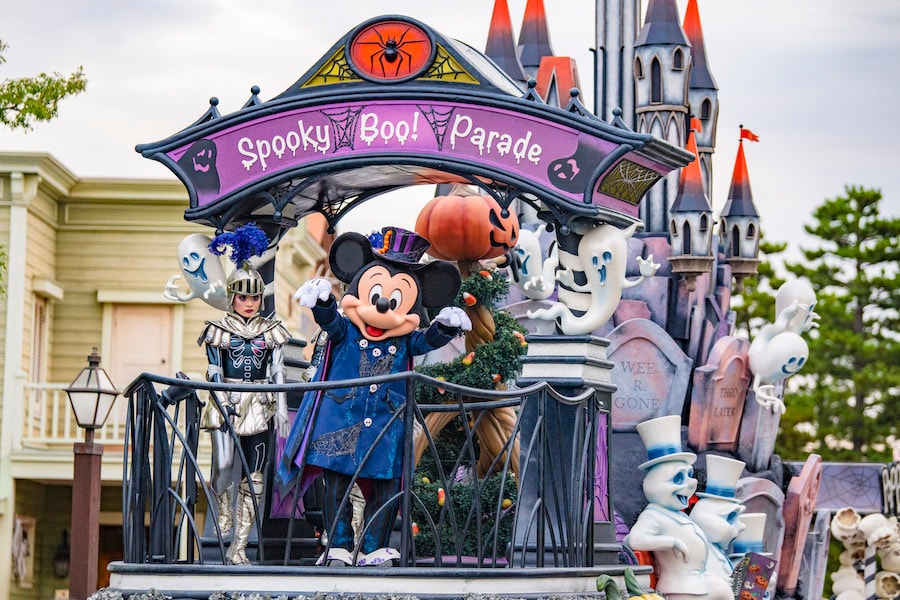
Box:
375, 297, 391, 313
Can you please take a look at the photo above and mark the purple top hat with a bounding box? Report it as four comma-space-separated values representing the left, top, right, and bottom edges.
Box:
368, 227, 431, 267
636, 415, 697, 471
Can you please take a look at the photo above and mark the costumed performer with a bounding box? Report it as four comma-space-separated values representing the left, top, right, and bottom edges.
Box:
199, 223, 291, 565
279, 226, 470, 566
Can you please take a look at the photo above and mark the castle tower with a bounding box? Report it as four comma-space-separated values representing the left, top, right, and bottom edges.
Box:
485, 0, 529, 82
595, 0, 640, 124
683, 0, 719, 196
668, 124, 715, 291
633, 0, 692, 233
517, 0, 554, 78
720, 129, 761, 291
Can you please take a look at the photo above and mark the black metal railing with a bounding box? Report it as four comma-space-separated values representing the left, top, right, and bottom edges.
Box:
121, 372, 605, 569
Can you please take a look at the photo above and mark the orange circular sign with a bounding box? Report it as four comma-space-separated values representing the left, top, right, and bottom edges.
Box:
348, 19, 434, 83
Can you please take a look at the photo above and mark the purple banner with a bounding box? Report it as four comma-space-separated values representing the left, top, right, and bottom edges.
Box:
169, 100, 661, 216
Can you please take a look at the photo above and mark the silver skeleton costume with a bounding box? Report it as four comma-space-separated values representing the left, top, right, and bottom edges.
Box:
198, 307, 290, 565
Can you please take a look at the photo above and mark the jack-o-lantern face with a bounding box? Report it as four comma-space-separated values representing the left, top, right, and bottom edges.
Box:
740, 591, 755, 600
415, 193, 519, 261
755, 575, 769, 588
748, 564, 761, 573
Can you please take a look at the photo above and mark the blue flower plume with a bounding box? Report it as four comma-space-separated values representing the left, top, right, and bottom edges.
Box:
208, 222, 270, 268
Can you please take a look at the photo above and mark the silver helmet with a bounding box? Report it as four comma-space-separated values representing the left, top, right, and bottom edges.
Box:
227, 262, 265, 308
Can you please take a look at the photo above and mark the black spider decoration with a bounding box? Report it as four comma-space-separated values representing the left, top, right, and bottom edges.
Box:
356, 25, 427, 77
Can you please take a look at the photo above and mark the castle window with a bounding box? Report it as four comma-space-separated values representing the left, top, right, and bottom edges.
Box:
747, 222, 757, 239
651, 58, 662, 103
673, 48, 684, 70
682, 222, 692, 255
732, 224, 741, 256
701, 98, 712, 120
635, 57, 644, 79
670, 219, 678, 237
700, 213, 709, 232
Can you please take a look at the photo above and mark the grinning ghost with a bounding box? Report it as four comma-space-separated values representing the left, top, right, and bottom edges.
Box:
748, 279, 818, 414
508, 226, 558, 300
177, 139, 220, 195
527, 221, 658, 335
164, 233, 229, 310
546, 138, 603, 195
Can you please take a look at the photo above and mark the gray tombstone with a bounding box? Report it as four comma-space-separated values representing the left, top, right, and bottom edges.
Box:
736, 476, 786, 574
606, 319, 692, 431
688, 336, 751, 453
798, 509, 831, 600
738, 383, 783, 472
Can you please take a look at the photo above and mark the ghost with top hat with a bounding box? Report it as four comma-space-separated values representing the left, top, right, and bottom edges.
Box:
625, 416, 735, 600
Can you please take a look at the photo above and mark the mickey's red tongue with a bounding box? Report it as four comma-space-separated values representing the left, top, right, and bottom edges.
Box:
366, 325, 385, 338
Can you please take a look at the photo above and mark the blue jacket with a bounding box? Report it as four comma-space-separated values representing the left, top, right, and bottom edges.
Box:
280, 298, 453, 482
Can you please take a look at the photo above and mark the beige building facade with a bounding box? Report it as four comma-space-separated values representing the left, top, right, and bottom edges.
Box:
0, 152, 325, 600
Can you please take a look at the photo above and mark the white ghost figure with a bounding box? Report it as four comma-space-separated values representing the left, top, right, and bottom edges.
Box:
748, 331, 808, 414
748, 280, 817, 414
626, 463, 733, 600
691, 498, 745, 575
527, 222, 658, 334
163, 233, 229, 310
509, 226, 558, 300
775, 279, 819, 334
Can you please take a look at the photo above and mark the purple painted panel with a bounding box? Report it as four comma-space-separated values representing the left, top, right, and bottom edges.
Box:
168, 100, 667, 215
594, 413, 610, 521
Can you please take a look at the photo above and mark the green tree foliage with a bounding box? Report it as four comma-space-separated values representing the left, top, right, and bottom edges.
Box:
731, 236, 788, 339
416, 272, 527, 404
0, 39, 87, 131
777, 186, 900, 461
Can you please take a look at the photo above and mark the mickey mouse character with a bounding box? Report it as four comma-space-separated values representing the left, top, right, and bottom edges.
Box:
279, 227, 471, 566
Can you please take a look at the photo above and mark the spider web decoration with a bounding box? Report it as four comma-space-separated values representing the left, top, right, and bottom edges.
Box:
812, 462, 885, 512
310, 423, 362, 457
318, 190, 365, 228
321, 106, 363, 152
301, 47, 362, 88
416, 105, 456, 151
421, 45, 479, 84
598, 160, 661, 205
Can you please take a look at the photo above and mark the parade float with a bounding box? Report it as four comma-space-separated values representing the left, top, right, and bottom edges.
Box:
98, 9, 844, 600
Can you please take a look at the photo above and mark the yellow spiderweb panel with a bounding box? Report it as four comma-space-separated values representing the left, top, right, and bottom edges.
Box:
301, 47, 363, 88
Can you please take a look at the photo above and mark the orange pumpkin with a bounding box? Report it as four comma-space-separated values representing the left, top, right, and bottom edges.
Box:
415, 194, 519, 261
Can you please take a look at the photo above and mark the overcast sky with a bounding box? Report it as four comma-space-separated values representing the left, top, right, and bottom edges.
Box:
3, 1, 899, 252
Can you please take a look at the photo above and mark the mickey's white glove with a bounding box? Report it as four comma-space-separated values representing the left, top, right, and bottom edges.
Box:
294, 278, 332, 308
434, 306, 472, 331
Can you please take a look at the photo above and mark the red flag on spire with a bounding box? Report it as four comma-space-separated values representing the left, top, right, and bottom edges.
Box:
740, 127, 759, 142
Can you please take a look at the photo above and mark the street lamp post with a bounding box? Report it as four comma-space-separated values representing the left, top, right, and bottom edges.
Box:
65, 348, 119, 600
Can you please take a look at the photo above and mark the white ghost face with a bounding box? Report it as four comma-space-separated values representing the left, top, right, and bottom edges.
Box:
751, 332, 809, 385
691, 498, 745, 549
643, 461, 698, 511
176, 233, 229, 310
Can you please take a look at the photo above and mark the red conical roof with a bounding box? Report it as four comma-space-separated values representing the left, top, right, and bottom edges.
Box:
486, 0, 528, 80
683, 0, 718, 90
517, 0, 554, 71
671, 128, 711, 213
722, 139, 759, 217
